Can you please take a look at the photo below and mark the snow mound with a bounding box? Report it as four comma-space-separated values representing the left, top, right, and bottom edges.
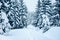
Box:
44, 27, 60, 40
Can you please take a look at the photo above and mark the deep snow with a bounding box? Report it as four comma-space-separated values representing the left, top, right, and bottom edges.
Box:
44, 27, 60, 40
0, 25, 60, 40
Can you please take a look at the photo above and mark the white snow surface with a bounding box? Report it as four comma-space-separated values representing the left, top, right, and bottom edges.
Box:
44, 27, 60, 40
1, 11, 9, 23
0, 25, 60, 40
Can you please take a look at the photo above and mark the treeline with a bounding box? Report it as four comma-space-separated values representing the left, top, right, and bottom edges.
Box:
0, 0, 60, 33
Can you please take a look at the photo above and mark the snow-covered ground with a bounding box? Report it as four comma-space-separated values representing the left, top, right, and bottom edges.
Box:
44, 27, 60, 40
0, 25, 60, 40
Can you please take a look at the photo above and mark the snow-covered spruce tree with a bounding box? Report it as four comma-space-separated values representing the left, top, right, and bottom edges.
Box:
32, 0, 42, 28
48, 0, 60, 26
0, 0, 11, 14
0, 0, 12, 26
0, 0, 11, 34
0, 0, 22, 29
7, 0, 19, 29
53, 0, 60, 26
33, 0, 52, 31
7, 0, 27, 29
40, 0, 53, 33
0, 0, 16, 29
18, 0, 27, 28
0, 10, 11, 34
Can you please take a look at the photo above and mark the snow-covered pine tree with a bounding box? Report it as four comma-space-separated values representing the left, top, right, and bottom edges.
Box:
0, 0, 15, 29
0, 9, 11, 34
33, 0, 42, 28
0, 0, 11, 34
53, 0, 60, 26
7, 0, 19, 29
0, 0, 13, 27
0, 0, 11, 14
18, 0, 27, 28
49, 0, 60, 26
55, 0, 60, 17
40, 0, 53, 33
33, 0, 52, 31
0, 11, 4, 34
7, 0, 27, 29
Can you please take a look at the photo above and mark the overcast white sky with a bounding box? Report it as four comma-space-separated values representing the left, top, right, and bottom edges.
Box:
24, 0, 56, 12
